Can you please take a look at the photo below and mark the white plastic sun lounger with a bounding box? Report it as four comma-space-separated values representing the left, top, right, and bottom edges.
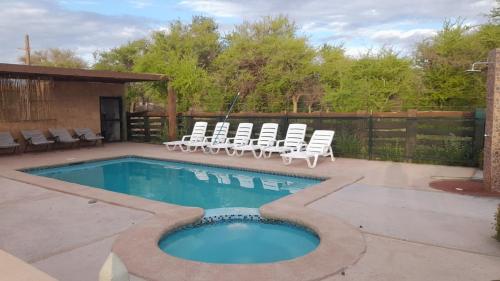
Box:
21, 130, 55, 152
0, 132, 20, 153
281, 130, 335, 168
163, 122, 207, 151
183, 122, 230, 153
205, 123, 253, 155
49, 128, 79, 144
232, 123, 279, 158
262, 123, 307, 158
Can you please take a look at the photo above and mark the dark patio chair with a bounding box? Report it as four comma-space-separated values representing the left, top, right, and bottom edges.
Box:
74, 128, 104, 146
21, 130, 54, 152
49, 128, 79, 148
0, 132, 20, 153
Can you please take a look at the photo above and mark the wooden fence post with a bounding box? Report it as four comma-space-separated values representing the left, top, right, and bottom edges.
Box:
144, 116, 150, 142
368, 112, 374, 160
405, 109, 418, 162
126, 113, 132, 141
167, 83, 177, 141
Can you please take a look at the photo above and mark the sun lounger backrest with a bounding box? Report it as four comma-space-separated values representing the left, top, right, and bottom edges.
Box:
0, 132, 16, 145
75, 128, 95, 139
190, 122, 208, 141
211, 122, 230, 144
21, 130, 50, 145
233, 123, 253, 145
257, 123, 279, 146
49, 128, 74, 142
284, 124, 307, 148
306, 130, 335, 154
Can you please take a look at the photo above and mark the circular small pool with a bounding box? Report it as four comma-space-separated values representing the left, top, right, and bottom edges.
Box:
158, 212, 319, 264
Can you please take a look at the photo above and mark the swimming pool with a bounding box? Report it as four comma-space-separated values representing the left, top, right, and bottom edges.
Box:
159, 210, 319, 264
27, 157, 320, 209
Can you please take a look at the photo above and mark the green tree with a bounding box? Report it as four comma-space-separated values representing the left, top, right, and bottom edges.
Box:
93, 39, 148, 72
416, 19, 500, 109
134, 16, 221, 112
324, 49, 419, 112
214, 16, 316, 112
20, 48, 87, 68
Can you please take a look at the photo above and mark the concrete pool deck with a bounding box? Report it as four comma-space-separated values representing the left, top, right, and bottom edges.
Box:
0, 142, 499, 280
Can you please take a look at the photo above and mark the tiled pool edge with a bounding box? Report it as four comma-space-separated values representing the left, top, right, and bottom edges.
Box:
20, 154, 328, 181
112, 175, 366, 281
0, 153, 366, 281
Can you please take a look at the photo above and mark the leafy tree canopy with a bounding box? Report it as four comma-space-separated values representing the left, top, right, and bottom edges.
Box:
19, 48, 87, 69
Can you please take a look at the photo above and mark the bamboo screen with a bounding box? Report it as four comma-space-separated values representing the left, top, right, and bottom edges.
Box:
0, 78, 54, 121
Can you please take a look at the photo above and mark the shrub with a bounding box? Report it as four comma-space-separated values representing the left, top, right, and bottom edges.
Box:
495, 205, 500, 242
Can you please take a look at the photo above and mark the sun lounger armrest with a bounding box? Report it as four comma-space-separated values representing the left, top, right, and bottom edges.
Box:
275, 140, 285, 147
249, 139, 259, 145
321, 145, 330, 154
25, 137, 32, 145
224, 137, 235, 144
262, 140, 275, 147
181, 135, 191, 141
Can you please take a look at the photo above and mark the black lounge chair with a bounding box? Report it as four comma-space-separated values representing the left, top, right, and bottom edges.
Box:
21, 130, 54, 152
0, 132, 20, 153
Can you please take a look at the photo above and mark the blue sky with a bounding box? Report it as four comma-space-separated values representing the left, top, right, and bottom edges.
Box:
0, 0, 496, 64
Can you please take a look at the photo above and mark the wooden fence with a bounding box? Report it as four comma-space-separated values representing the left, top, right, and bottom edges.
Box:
127, 110, 485, 167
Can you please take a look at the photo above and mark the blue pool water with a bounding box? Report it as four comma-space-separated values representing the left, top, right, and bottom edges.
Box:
27, 157, 320, 209
159, 216, 319, 264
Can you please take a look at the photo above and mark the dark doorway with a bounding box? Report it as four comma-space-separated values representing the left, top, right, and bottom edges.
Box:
100, 97, 123, 142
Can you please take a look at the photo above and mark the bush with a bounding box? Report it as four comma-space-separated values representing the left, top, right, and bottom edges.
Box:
495, 205, 500, 242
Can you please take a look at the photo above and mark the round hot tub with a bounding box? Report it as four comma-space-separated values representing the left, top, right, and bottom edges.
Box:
158, 210, 319, 264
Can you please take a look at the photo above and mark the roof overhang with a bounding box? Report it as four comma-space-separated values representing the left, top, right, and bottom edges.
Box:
0, 63, 167, 83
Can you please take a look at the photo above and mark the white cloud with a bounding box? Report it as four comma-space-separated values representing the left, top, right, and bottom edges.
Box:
181, 0, 495, 54
0, 0, 156, 63
180, 0, 244, 18
0, 0, 495, 64
128, 0, 153, 9
371, 28, 438, 42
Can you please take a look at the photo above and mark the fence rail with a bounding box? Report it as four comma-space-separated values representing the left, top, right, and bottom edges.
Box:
127, 110, 485, 167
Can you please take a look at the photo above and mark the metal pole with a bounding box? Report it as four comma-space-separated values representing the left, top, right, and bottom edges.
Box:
213, 92, 240, 144
24, 34, 31, 65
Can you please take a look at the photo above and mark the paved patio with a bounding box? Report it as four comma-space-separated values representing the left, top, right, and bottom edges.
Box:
0, 142, 499, 280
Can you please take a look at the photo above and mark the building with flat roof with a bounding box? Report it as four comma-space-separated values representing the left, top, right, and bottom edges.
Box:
0, 63, 165, 146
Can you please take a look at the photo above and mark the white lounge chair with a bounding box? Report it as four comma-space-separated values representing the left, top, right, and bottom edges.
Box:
0, 132, 20, 153
49, 128, 79, 145
232, 123, 279, 158
262, 123, 307, 158
205, 123, 253, 155
74, 128, 104, 145
163, 122, 207, 151
184, 122, 229, 153
281, 130, 335, 168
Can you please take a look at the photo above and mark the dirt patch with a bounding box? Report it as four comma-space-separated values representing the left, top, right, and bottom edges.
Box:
430, 180, 500, 197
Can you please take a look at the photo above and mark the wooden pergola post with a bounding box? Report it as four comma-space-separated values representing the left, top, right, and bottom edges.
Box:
167, 83, 177, 140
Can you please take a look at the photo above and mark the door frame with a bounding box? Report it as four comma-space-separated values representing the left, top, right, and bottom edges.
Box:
99, 96, 123, 142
